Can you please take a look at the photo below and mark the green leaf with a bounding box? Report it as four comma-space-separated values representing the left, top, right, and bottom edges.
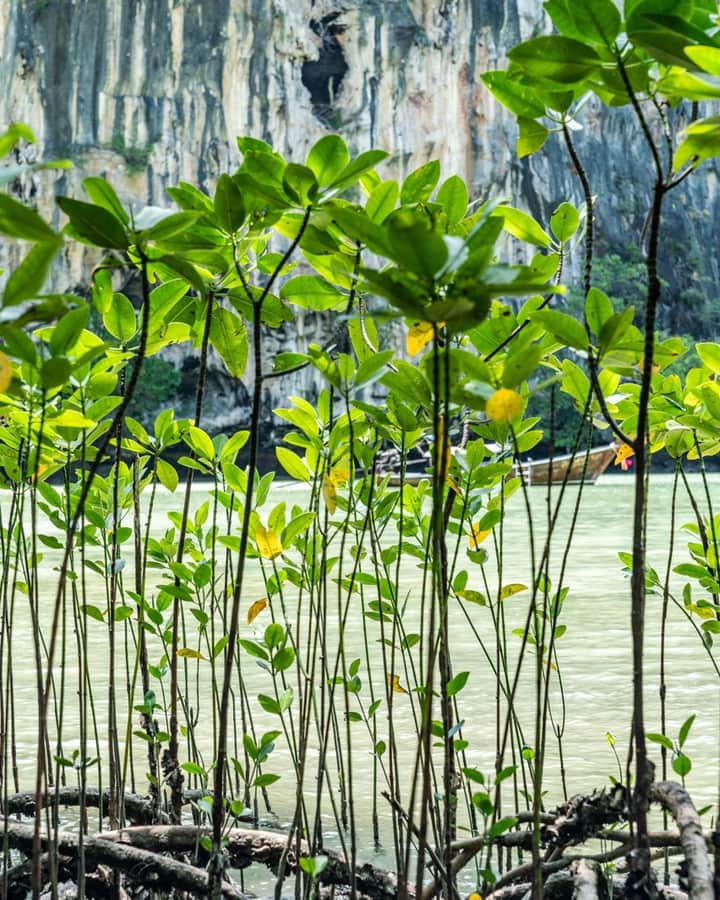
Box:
280, 275, 346, 311
254, 773, 281, 788
673, 117, 720, 172
0, 194, 58, 243
214, 173, 246, 233
103, 295, 137, 342
272, 646, 295, 672
82, 177, 129, 225
281, 512, 315, 546
561, 359, 591, 405
57, 196, 128, 249
210, 306, 248, 378
508, 35, 601, 84
685, 45, 720, 75
2, 324, 37, 365
400, 160, 441, 205
533, 310, 588, 350
550, 202, 580, 243
503, 343, 543, 388
276, 447, 311, 482
257, 694, 281, 715
141, 211, 202, 242
386, 217, 448, 278
446, 671, 469, 697
41, 356, 72, 389
156, 458, 179, 492
283, 163, 318, 205
659, 69, 720, 102
489, 817, 518, 838
481, 71, 546, 118
672, 752, 692, 777
437, 175, 468, 226
697, 342, 720, 374
647, 732, 674, 751
3, 241, 59, 306
517, 118, 549, 158
544, 0, 622, 47
0, 123, 36, 158
49, 306, 89, 356
187, 425, 215, 461
599, 307, 634, 355
328, 206, 393, 257
326, 150, 389, 192
307, 135, 350, 187
366, 180, 399, 224
492, 207, 551, 248
585, 287, 614, 335
678, 714, 696, 748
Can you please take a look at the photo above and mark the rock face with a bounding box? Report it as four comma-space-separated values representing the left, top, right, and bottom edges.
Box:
2, 1, 719, 433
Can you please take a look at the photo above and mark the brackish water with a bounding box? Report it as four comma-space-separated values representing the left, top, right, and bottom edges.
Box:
6, 472, 720, 890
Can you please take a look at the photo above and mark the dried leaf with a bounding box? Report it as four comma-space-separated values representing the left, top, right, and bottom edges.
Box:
247, 598, 267, 624
177, 648, 205, 659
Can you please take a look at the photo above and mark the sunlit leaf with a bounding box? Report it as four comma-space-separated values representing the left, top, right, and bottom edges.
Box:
469, 522, 492, 550
256, 526, 283, 559
407, 321, 438, 356
500, 583, 528, 599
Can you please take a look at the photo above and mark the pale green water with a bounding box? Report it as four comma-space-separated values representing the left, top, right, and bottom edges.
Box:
4, 471, 720, 888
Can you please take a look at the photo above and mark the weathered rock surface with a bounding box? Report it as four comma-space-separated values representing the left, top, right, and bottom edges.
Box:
1, 1, 719, 432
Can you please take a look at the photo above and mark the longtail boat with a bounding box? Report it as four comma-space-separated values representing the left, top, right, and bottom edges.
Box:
377, 444, 617, 487
512, 443, 617, 486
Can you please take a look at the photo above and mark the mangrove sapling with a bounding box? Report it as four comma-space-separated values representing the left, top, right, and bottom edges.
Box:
4, 33, 720, 891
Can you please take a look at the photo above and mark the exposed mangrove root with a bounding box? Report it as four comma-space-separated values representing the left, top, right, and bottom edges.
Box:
2, 786, 205, 824
96, 824, 404, 898
476, 783, 713, 900
1, 820, 246, 898
649, 781, 714, 900
569, 859, 608, 900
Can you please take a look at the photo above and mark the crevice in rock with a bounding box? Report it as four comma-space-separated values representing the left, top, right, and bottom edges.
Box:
301, 12, 348, 125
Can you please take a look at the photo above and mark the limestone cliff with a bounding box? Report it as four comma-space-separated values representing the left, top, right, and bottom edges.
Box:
1, 1, 719, 434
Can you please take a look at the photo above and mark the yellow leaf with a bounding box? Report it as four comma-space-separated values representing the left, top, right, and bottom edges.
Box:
256, 525, 283, 559
469, 522, 491, 550
614, 442, 635, 469
387, 673, 407, 694
0, 352, 12, 393
323, 474, 337, 514
177, 648, 205, 659
500, 583, 527, 599
690, 603, 715, 620
247, 598, 267, 624
407, 321, 435, 356
329, 466, 350, 487
486, 388, 523, 423
30, 463, 49, 483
